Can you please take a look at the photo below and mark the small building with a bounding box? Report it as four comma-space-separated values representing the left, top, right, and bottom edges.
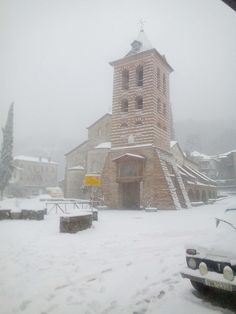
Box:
11, 155, 58, 196
171, 142, 217, 203
191, 150, 236, 193
64, 113, 111, 198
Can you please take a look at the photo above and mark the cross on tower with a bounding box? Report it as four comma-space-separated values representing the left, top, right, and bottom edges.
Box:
138, 19, 146, 32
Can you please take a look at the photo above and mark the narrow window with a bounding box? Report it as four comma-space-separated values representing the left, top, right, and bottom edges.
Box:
163, 73, 166, 95
157, 122, 161, 129
163, 103, 167, 116
122, 69, 129, 90
121, 99, 128, 112
157, 67, 160, 89
136, 65, 143, 86
157, 98, 161, 113
135, 96, 143, 110
120, 122, 128, 128
97, 128, 102, 136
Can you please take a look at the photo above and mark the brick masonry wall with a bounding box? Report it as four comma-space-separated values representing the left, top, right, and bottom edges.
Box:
101, 146, 177, 209
110, 50, 172, 152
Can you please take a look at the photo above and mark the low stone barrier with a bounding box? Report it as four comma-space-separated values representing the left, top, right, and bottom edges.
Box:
0, 209, 45, 220
92, 210, 98, 221
10, 212, 22, 219
21, 210, 45, 220
60, 214, 92, 233
0, 210, 11, 220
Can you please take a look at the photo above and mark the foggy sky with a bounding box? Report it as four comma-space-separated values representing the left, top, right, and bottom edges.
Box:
1, 0, 236, 155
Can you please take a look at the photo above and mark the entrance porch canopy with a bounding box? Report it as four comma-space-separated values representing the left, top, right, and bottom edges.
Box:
112, 153, 145, 183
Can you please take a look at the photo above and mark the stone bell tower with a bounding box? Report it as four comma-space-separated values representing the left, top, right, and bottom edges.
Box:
110, 29, 173, 152
101, 29, 190, 210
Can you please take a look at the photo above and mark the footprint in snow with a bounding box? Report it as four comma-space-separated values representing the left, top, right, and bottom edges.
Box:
55, 284, 69, 290
46, 294, 56, 301
158, 290, 165, 299
101, 268, 112, 274
20, 300, 32, 311
168, 284, 174, 291
87, 277, 97, 282
162, 278, 171, 283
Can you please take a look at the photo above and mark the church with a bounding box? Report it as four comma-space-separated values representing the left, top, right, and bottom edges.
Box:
64, 29, 216, 209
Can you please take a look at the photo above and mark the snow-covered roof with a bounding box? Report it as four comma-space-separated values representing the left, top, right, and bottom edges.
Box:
111, 143, 153, 151
191, 151, 211, 160
95, 142, 111, 149
14, 155, 58, 164
218, 149, 236, 158
170, 141, 177, 148
191, 149, 236, 161
87, 113, 111, 129
177, 165, 196, 179
184, 165, 216, 183
68, 165, 84, 171
113, 153, 145, 162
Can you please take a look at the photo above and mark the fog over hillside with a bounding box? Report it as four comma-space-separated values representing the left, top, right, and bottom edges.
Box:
13, 118, 236, 180
175, 119, 236, 155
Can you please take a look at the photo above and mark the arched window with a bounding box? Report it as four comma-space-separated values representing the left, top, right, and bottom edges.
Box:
121, 99, 128, 112
135, 96, 143, 110
157, 67, 160, 89
188, 189, 194, 201
120, 122, 128, 128
135, 120, 143, 126
163, 73, 166, 95
202, 190, 207, 203
196, 190, 200, 201
136, 65, 143, 86
97, 128, 102, 136
122, 69, 129, 90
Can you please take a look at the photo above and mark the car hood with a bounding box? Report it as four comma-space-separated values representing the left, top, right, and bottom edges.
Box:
186, 232, 236, 265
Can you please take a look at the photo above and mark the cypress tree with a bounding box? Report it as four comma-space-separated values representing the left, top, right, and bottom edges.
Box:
0, 103, 14, 199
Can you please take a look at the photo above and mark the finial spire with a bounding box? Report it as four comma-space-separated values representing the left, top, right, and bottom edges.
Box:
138, 19, 146, 32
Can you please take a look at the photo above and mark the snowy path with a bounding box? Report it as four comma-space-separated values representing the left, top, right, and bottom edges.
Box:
0, 196, 235, 314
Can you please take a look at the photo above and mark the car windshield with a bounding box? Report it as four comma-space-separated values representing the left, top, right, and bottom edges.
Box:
216, 208, 236, 231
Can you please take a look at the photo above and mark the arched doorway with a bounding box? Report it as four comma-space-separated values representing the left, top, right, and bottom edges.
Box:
188, 189, 194, 202
202, 190, 207, 203
196, 190, 200, 201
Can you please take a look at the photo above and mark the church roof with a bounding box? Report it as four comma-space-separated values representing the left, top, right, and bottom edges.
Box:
126, 30, 153, 57
110, 30, 173, 72
87, 113, 111, 129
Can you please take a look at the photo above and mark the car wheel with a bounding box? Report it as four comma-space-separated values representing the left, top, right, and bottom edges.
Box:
190, 280, 209, 293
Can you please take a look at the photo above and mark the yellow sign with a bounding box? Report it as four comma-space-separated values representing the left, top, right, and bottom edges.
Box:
84, 175, 101, 187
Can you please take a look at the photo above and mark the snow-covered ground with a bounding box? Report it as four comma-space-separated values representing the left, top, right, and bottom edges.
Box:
0, 196, 236, 314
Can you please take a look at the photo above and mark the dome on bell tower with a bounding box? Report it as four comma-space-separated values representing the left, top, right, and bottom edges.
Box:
126, 30, 153, 57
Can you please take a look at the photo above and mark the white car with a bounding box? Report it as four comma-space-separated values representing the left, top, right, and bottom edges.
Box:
181, 207, 236, 293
